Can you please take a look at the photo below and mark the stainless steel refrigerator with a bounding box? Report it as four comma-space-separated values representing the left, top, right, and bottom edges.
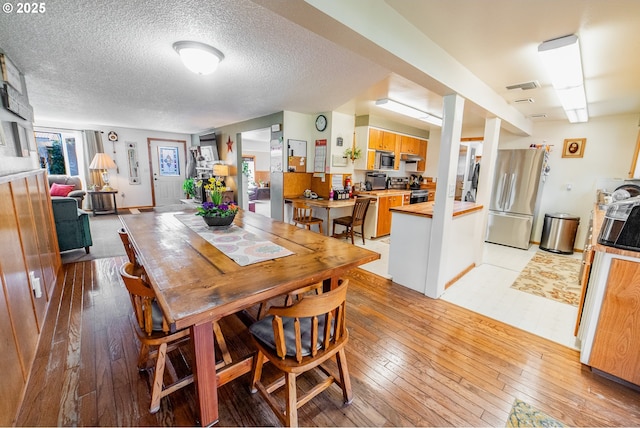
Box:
485, 148, 545, 249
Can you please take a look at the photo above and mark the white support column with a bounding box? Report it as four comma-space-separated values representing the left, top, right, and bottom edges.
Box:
474, 117, 501, 266
425, 93, 465, 298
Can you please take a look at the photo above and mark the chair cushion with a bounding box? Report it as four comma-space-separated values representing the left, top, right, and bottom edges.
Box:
50, 183, 76, 197
151, 299, 164, 332
250, 314, 334, 358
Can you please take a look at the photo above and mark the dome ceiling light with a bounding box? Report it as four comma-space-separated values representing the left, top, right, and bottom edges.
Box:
173, 41, 225, 75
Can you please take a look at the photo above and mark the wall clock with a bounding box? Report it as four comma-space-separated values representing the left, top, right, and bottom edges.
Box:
315, 114, 327, 132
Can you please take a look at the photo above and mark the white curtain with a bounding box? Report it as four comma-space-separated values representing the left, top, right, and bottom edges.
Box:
82, 130, 104, 210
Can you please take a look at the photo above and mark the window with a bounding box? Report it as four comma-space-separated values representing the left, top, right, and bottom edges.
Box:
35, 131, 80, 175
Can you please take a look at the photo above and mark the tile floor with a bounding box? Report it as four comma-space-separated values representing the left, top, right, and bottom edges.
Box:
355, 238, 582, 350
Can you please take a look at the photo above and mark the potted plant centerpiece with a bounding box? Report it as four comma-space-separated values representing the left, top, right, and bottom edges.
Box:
196, 177, 238, 226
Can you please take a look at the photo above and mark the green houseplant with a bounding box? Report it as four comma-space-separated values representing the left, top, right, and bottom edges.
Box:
182, 177, 196, 198
344, 147, 362, 163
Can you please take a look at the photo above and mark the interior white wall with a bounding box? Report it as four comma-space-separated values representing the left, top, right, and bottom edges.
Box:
282, 111, 315, 172
328, 111, 356, 175
499, 114, 639, 248
34, 120, 190, 208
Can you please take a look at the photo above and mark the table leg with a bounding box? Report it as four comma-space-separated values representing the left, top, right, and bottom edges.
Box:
112, 193, 118, 214
191, 322, 219, 426
325, 207, 331, 236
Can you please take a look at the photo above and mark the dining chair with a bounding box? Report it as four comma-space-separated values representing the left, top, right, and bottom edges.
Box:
292, 200, 323, 234
249, 279, 351, 427
332, 197, 371, 244
118, 227, 145, 277
256, 281, 324, 320
119, 262, 232, 413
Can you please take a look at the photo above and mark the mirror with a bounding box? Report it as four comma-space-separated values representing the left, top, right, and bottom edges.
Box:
126, 142, 140, 184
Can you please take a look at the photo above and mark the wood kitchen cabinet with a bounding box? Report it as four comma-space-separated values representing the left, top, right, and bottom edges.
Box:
400, 135, 419, 154
376, 194, 404, 237
417, 139, 428, 171
588, 257, 640, 385
368, 128, 398, 152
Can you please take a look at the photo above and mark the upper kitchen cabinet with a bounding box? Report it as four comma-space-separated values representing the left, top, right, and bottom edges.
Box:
400, 135, 420, 154
355, 125, 426, 171
368, 128, 397, 152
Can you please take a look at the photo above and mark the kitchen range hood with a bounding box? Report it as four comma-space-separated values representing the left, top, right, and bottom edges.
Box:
400, 153, 424, 162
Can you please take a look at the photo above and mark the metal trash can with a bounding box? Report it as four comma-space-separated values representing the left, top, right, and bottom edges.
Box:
539, 213, 580, 254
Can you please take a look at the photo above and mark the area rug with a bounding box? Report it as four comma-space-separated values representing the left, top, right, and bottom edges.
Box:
506, 398, 566, 427
510, 251, 581, 306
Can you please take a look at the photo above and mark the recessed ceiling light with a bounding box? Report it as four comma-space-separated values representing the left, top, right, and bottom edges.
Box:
173, 41, 224, 75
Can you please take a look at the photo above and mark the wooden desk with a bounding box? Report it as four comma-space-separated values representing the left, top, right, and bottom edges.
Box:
285, 197, 375, 236
119, 209, 379, 426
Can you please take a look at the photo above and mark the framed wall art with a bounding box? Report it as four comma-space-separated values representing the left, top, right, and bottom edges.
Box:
562, 138, 586, 158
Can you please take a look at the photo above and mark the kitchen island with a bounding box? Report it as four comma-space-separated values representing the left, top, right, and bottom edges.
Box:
388, 201, 483, 295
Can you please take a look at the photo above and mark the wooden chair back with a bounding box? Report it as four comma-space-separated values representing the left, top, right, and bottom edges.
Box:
351, 197, 371, 226
119, 228, 140, 267
268, 279, 348, 363
120, 262, 163, 336
292, 200, 314, 222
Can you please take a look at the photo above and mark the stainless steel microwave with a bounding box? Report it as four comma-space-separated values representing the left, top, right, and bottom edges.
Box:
374, 151, 395, 170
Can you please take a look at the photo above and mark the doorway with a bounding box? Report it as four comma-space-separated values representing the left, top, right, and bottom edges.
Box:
241, 128, 271, 218
148, 138, 187, 207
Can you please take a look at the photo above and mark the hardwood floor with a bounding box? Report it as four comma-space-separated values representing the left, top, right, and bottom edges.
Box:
16, 257, 640, 426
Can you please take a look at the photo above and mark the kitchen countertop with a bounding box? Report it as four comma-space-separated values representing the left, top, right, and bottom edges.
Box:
592, 204, 640, 258
390, 201, 483, 218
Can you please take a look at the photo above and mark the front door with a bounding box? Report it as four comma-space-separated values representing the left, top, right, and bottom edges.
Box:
149, 138, 187, 207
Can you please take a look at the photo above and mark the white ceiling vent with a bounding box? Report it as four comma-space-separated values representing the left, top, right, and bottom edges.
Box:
506, 81, 540, 91
528, 113, 548, 119
513, 98, 534, 104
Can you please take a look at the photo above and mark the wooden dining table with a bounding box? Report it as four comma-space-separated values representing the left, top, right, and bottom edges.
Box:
119, 208, 380, 426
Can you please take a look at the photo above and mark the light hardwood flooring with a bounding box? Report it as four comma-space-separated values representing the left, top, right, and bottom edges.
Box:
16, 257, 640, 426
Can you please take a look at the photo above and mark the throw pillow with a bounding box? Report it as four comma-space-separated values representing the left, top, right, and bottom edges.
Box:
50, 183, 75, 197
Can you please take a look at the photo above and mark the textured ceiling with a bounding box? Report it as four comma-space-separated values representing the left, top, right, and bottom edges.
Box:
0, 0, 389, 133
0, 0, 639, 135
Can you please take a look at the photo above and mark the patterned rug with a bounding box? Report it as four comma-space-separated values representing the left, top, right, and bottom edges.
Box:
506, 398, 566, 427
510, 251, 581, 306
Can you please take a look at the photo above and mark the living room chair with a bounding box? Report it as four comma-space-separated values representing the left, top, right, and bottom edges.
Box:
292, 200, 323, 234
332, 197, 371, 245
119, 262, 232, 413
256, 281, 324, 320
249, 279, 351, 427
51, 198, 93, 253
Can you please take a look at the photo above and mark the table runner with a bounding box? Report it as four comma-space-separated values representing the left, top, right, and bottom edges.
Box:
174, 213, 294, 266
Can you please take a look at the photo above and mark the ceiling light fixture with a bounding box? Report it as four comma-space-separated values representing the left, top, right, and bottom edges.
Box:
538, 34, 588, 123
375, 98, 442, 127
173, 41, 224, 75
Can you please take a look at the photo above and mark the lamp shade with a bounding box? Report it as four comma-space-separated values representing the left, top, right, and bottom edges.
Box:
89, 153, 117, 170
213, 164, 230, 176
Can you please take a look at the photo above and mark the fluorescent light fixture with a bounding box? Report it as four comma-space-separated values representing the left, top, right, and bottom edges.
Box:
173, 41, 224, 75
376, 98, 442, 127
538, 34, 588, 123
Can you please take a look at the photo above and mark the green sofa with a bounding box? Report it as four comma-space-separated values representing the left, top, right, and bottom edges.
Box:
51, 197, 93, 253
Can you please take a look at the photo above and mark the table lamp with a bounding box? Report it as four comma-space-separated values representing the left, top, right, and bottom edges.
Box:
89, 153, 117, 191
213, 163, 229, 186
